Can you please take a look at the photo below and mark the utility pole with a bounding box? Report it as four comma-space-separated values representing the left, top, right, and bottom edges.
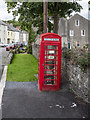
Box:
43, 0, 48, 33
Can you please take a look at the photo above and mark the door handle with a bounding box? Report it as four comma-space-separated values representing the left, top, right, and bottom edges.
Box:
42, 64, 44, 66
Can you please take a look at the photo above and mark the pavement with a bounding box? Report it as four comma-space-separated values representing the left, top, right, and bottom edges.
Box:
0, 47, 9, 80
0, 66, 7, 120
0, 47, 9, 120
2, 80, 88, 118
0, 48, 89, 118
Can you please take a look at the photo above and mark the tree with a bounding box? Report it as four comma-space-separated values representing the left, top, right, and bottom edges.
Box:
88, 1, 90, 10
3, 20, 20, 27
48, 2, 82, 33
7, 2, 82, 34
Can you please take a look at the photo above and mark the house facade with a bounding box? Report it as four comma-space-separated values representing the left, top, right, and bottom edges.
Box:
7, 24, 15, 43
58, 17, 68, 48
0, 20, 7, 44
58, 14, 89, 49
22, 31, 28, 43
14, 28, 20, 43
19, 31, 23, 42
0, 20, 29, 44
19, 30, 28, 43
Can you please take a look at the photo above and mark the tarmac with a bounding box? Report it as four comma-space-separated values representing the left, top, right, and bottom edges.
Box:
1, 80, 88, 118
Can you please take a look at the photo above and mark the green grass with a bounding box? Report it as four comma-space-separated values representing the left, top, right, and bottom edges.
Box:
7, 54, 38, 82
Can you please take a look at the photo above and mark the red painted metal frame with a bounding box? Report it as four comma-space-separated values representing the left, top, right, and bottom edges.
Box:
38, 33, 61, 91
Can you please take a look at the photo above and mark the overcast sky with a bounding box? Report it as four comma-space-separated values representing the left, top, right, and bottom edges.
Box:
0, 0, 89, 21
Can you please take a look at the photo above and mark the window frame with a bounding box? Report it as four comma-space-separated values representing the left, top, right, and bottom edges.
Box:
70, 30, 74, 36
81, 30, 85, 36
75, 20, 80, 26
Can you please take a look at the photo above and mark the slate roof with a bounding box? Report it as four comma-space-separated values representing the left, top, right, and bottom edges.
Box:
7, 24, 20, 32
0, 20, 28, 33
0, 20, 7, 26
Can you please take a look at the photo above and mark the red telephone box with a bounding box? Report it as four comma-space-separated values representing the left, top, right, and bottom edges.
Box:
38, 33, 61, 91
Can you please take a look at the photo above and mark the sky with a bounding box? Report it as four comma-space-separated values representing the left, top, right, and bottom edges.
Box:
0, 0, 89, 21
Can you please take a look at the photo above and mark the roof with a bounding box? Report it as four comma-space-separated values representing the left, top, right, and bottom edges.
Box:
22, 30, 28, 34
40, 33, 61, 37
7, 24, 28, 33
68, 13, 89, 21
0, 20, 7, 26
7, 24, 20, 32
0, 20, 28, 33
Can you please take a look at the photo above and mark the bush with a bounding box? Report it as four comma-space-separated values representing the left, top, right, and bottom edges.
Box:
62, 47, 71, 59
20, 50, 26, 53
62, 47, 90, 70
27, 44, 32, 54
77, 57, 88, 69
9, 49, 15, 55
77, 52, 90, 69
15, 46, 20, 54
19, 47, 27, 53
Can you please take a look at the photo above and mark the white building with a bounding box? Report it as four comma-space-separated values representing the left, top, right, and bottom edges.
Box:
14, 28, 20, 43
7, 24, 20, 43
22, 31, 28, 43
0, 20, 7, 44
0, 20, 28, 44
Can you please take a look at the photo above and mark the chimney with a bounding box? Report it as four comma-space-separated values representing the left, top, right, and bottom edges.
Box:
16, 26, 20, 30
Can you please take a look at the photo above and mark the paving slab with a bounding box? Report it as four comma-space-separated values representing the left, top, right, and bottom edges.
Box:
2, 81, 88, 118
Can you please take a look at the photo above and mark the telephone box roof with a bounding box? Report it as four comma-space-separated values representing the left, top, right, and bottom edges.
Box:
40, 33, 61, 37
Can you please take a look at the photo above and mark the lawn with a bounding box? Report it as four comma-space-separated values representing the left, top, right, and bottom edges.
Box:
7, 54, 38, 82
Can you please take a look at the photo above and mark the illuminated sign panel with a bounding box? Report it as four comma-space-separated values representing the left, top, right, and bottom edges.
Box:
44, 38, 59, 41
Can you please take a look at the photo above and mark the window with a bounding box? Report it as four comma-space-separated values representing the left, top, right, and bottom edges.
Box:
11, 32, 12, 36
8, 32, 9, 35
77, 44, 79, 46
75, 20, 79, 26
0, 38, 1, 42
70, 30, 74, 36
68, 42, 71, 49
4, 30, 5, 34
81, 30, 85, 36
76, 41, 80, 47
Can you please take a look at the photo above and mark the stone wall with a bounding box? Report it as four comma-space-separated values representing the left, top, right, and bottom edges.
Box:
5, 53, 14, 65
32, 44, 89, 103
32, 43, 39, 59
63, 58, 89, 103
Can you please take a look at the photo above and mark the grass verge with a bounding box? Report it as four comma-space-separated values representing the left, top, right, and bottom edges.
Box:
7, 54, 38, 82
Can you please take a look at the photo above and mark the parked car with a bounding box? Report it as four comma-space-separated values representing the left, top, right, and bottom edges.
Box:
6, 43, 16, 51
25, 42, 28, 47
0, 42, 5, 47
20, 42, 24, 47
14, 42, 21, 47
22, 42, 28, 47
4, 43, 8, 47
